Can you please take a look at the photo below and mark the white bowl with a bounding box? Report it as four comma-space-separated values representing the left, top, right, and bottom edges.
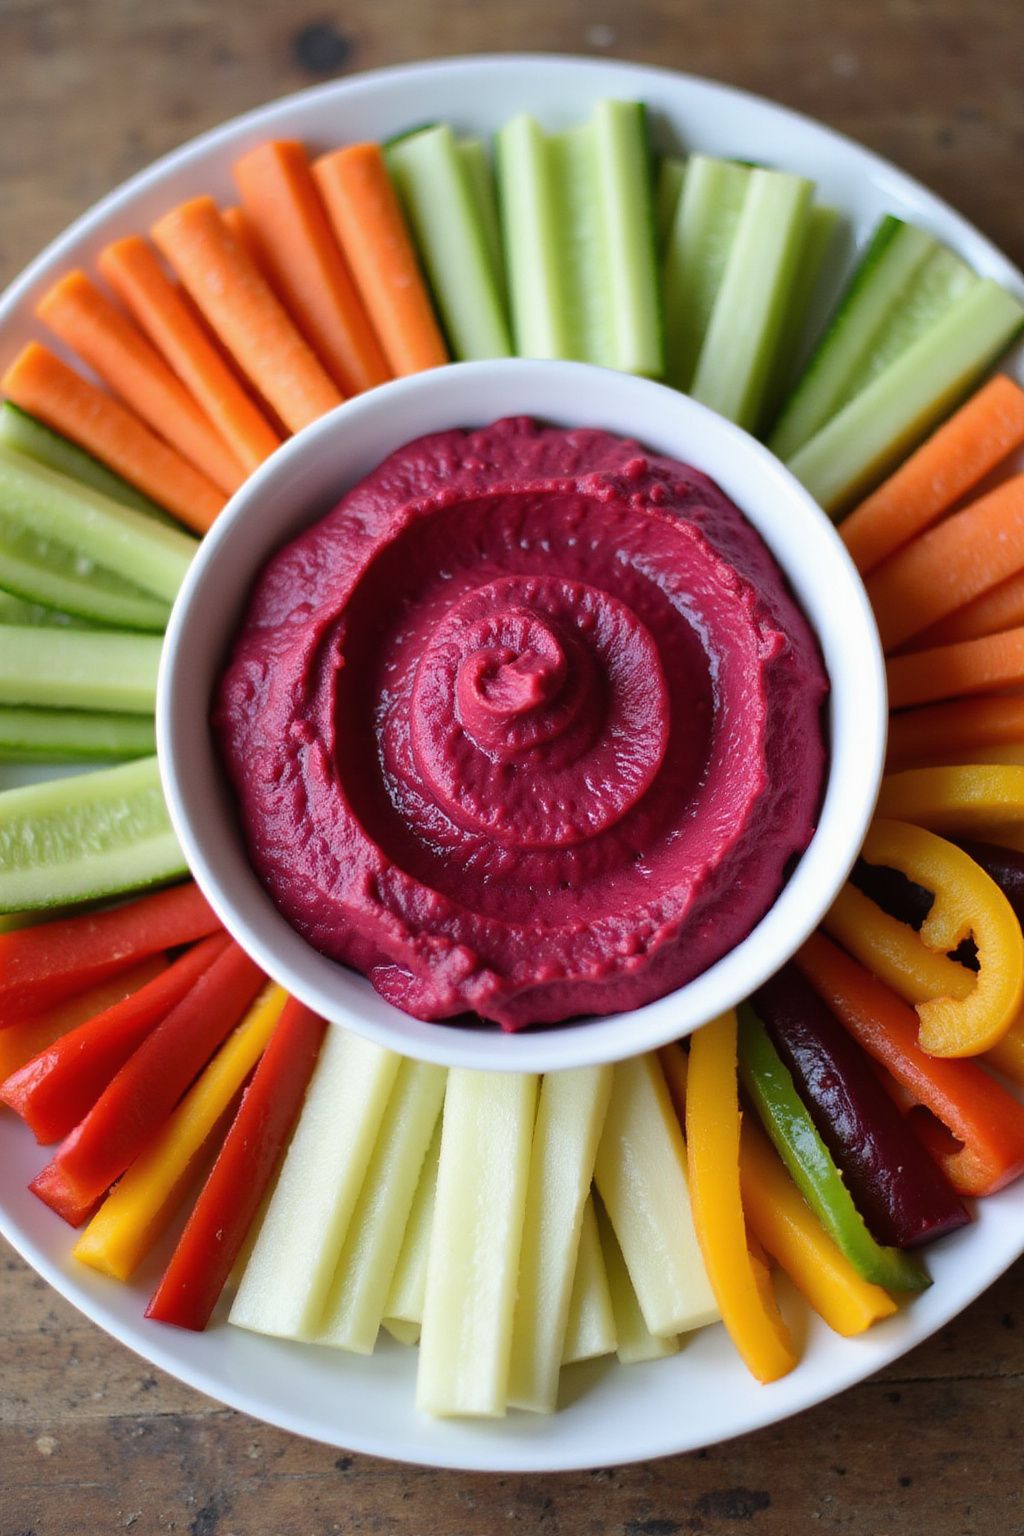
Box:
158, 357, 886, 1072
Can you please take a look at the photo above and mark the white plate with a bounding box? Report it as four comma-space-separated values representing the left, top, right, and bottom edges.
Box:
1, 54, 1022, 1473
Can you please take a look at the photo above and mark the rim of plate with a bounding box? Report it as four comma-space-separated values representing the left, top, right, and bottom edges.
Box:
0, 54, 1022, 1474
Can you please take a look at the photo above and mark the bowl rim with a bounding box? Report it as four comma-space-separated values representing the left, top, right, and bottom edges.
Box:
157, 355, 887, 1072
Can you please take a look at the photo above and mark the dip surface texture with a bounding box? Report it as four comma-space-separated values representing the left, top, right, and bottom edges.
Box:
215, 418, 828, 1030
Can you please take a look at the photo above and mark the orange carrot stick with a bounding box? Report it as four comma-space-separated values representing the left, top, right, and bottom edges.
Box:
916, 567, 1024, 649
868, 475, 1024, 652
98, 236, 281, 475
221, 205, 274, 284
151, 196, 342, 434
2, 343, 225, 533
312, 143, 448, 377
888, 626, 1024, 711
840, 375, 1024, 575
887, 697, 1024, 769
233, 141, 391, 396
36, 270, 245, 496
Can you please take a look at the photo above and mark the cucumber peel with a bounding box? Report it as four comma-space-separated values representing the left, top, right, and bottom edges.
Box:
0, 625, 161, 715
0, 513, 170, 631
0, 707, 156, 762
662, 155, 752, 392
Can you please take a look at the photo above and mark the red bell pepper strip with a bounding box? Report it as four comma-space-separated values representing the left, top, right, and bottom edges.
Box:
754, 966, 968, 1248
0, 957, 168, 1082
1, 933, 229, 1144
29, 941, 264, 1225
146, 997, 326, 1330
797, 933, 1024, 1196
0, 881, 220, 1022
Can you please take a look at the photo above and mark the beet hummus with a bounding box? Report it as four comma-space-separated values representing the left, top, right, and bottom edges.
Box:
215, 417, 828, 1030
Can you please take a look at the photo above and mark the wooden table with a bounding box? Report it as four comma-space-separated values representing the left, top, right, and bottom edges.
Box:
2, 3, 1022, 1532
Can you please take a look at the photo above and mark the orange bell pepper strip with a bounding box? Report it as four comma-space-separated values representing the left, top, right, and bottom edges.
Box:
738, 1120, 897, 1335
829, 819, 1024, 1056
685, 1012, 797, 1384
797, 932, 1024, 1195
877, 764, 1024, 837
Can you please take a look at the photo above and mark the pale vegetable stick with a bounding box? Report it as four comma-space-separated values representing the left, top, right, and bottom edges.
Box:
507, 1065, 612, 1412
416, 1070, 538, 1417
595, 1198, 680, 1364
594, 1054, 719, 1337
562, 1194, 617, 1366
229, 1028, 400, 1339
313, 1059, 447, 1353
385, 1121, 441, 1326
382, 1318, 420, 1346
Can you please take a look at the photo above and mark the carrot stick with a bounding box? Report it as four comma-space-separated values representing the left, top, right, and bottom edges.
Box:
887, 627, 1024, 711
868, 476, 1024, 652
1, 343, 225, 532
915, 567, 1024, 650
840, 375, 1024, 575
0, 880, 219, 1020
151, 196, 342, 434
312, 143, 448, 377
0, 957, 166, 1080
35, 271, 245, 496
233, 141, 391, 397
221, 206, 274, 285
888, 697, 1024, 769
98, 237, 281, 474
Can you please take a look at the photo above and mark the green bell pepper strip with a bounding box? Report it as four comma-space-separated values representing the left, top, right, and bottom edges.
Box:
738, 1005, 930, 1292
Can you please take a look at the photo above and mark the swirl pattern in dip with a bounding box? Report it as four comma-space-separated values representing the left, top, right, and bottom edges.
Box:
215, 417, 828, 1030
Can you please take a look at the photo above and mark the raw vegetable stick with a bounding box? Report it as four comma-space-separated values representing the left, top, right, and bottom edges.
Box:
686, 1011, 797, 1384
1, 934, 228, 1143
594, 1198, 680, 1365
887, 697, 1024, 770
0, 958, 167, 1081
382, 1319, 420, 1347
840, 374, 1024, 574
29, 941, 265, 1225
887, 627, 1024, 710
229, 1028, 400, 1339
868, 476, 1024, 652
823, 883, 974, 1008
2, 343, 226, 531
151, 196, 343, 433
98, 236, 281, 473
594, 1054, 718, 1339
417, 1070, 538, 1418
73, 984, 288, 1280
738, 1121, 897, 1337
797, 932, 1024, 1195
0, 879, 218, 1018
508, 1065, 613, 1413
147, 998, 326, 1331
0, 626, 161, 715
0, 708, 156, 764
384, 1120, 441, 1329
916, 569, 1024, 649
0, 401, 172, 520
221, 206, 274, 284
877, 764, 1024, 838
313, 1058, 446, 1354
233, 141, 390, 396
313, 144, 448, 377
561, 1194, 617, 1366
36, 271, 245, 495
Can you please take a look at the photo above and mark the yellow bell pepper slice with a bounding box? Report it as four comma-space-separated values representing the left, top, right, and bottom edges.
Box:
878, 764, 1024, 834
73, 982, 288, 1280
685, 1011, 797, 1384
738, 1120, 896, 1336
859, 820, 1023, 1056
823, 883, 974, 1007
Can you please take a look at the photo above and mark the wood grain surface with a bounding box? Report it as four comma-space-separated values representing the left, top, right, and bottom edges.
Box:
2, 2, 1023, 1532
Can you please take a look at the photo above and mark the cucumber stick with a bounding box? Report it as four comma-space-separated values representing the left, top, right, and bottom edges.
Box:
230, 1029, 401, 1340
0, 708, 156, 762
0, 591, 86, 628
0, 626, 161, 714
0, 404, 174, 524
594, 1054, 718, 1338
313, 1059, 447, 1354
0, 514, 169, 631
690, 167, 814, 430
0, 446, 195, 606
595, 1197, 679, 1365
453, 137, 507, 305
386, 1121, 441, 1327
562, 1195, 617, 1366
507, 1065, 612, 1413
662, 156, 752, 391
497, 101, 663, 376
769, 217, 938, 458
655, 155, 686, 258
764, 204, 844, 422
788, 277, 1024, 513
388, 125, 512, 360
0, 755, 185, 911
417, 1069, 537, 1417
